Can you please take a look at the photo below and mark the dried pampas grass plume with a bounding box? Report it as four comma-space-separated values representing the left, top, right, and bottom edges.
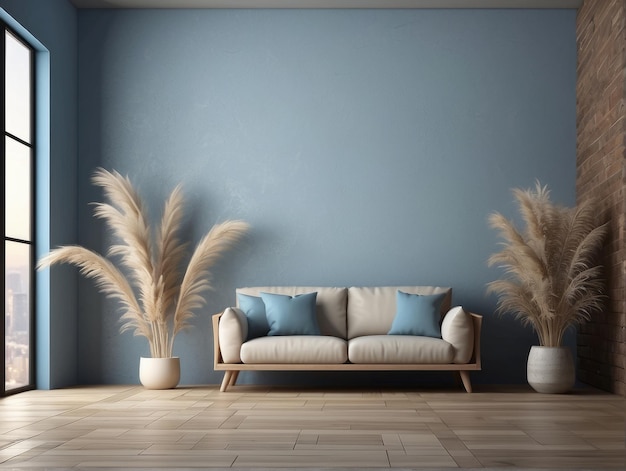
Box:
487, 181, 606, 347
37, 168, 249, 358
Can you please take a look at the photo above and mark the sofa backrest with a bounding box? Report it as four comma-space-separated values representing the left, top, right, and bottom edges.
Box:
236, 287, 348, 339
347, 286, 452, 339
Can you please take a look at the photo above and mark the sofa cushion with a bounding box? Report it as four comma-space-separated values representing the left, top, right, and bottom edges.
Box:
218, 307, 248, 363
241, 336, 348, 364
237, 293, 270, 340
441, 306, 475, 364
347, 286, 451, 340
388, 291, 446, 338
237, 287, 348, 339
348, 335, 454, 364
261, 292, 321, 336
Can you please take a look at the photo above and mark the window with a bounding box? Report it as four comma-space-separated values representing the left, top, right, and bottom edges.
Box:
2, 23, 35, 395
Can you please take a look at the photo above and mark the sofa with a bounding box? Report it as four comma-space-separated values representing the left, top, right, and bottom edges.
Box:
212, 286, 482, 393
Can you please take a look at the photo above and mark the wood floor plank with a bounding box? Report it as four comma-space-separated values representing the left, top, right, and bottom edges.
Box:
387, 450, 457, 468
0, 384, 623, 468
232, 450, 390, 467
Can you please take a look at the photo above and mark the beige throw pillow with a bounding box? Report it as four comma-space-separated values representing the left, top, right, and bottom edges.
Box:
218, 307, 248, 363
440, 306, 474, 364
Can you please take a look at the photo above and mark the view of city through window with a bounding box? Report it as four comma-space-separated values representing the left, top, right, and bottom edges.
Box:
5, 257, 30, 390
4, 27, 34, 393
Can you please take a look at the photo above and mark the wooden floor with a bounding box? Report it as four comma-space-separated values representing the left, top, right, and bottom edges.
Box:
0, 384, 624, 469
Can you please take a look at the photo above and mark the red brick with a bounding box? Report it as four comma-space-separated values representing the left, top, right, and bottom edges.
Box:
576, 0, 626, 396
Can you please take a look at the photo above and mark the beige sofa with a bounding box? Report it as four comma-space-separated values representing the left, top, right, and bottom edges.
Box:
212, 286, 482, 393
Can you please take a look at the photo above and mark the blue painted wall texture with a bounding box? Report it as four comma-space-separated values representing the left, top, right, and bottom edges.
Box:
0, 1, 580, 390
75, 8, 577, 387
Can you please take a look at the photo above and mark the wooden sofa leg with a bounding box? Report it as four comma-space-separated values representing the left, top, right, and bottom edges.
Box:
459, 371, 472, 393
229, 371, 239, 387
220, 371, 233, 392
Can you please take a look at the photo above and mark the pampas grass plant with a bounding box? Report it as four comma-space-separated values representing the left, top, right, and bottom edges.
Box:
38, 168, 249, 358
487, 182, 606, 347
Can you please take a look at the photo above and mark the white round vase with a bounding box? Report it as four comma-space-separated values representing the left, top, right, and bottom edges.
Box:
527, 346, 574, 394
139, 357, 180, 390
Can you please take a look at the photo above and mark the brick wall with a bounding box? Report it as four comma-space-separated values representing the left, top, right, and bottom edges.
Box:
576, 0, 626, 396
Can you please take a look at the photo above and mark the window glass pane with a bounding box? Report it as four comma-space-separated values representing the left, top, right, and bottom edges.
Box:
5, 31, 31, 144
5, 240, 30, 391
5, 137, 31, 241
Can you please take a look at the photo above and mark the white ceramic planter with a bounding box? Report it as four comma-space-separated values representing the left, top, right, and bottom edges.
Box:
139, 357, 180, 390
527, 346, 575, 394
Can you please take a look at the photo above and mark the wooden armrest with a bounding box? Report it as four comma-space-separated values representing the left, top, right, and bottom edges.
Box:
212, 311, 225, 367
469, 312, 482, 368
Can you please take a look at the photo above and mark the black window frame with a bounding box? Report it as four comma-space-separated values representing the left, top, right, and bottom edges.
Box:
1, 21, 36, 397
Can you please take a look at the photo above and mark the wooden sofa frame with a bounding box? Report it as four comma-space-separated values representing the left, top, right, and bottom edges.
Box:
212, 311, 482, 393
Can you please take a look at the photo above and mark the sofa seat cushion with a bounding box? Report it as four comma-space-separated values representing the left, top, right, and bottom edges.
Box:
241, 336, 348, 364
348, 335, 454, 364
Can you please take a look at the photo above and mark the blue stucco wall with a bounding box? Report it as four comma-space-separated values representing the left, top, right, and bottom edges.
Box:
0, 0, 78, 389
77, 8, 577, 386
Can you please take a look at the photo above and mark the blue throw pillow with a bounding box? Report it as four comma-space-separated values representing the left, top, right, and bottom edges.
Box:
388, 291, 446, 338
260, 291, 321, 336
237, 293, 270, 340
